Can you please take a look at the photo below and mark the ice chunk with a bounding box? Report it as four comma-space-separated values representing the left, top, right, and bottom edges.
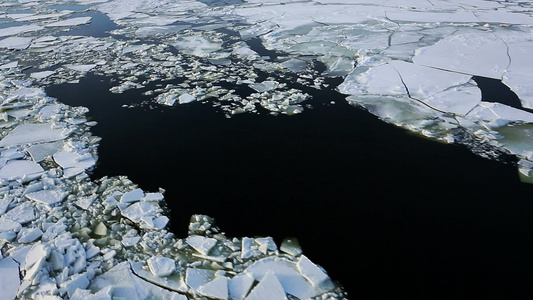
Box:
0, 61, 18, 69
296, 255, 330, 287
24, 242, 49, 280
17, 227, 43, 243
147, 256, 176, 277
245, 257, 321, 299
25, 189, 67, 207
30, 70, 55, 79
26, 141, 63, 162
65, 64, 97, 72
0, 24, 42, 37
4, 202, 37, 225
0, 36, 33, 50
0, 159, 44, 180
186, 268, 216, 290
53, 150, 96, 171
0, 217, 21, 232
186, 235, 217, 255
245, 270, 287, 300
0, 257, 20, 300
228, 273, 255, 300
171, 36, 223, 57
179, 94, 196, 104
0, 124, 67, 147
120, 188, 144, 203
143, 192, 164, 202
198, 276, 228, 300
45, 17, 92, 27
61, 273, 90, 297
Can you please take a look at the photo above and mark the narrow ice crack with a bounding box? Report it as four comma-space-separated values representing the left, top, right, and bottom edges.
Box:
128, 262, 189, 296
390, 62, 449, 115
12, 257, 24, 281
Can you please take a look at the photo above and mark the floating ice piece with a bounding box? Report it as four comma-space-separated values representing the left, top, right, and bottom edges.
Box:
228, 273, 255, 300
61, 273, 90, 297
198, 276, 228, 300
120, 188, 144, 203
245, 270, 287, 300
120, 201, 161, 228
186, 235, 217, 255
0, 61, 18, 69
25, 189, 67, 207
245, 257, 325, 299
296, 255, 330, 287
30, 70, 55, 79
0, 217, 21, 232
179, 94, 196, 104
186, 268, 216, 290
0, 36, 33, 50
26, 141, 63, 162
143, 192, 164, 202
17, 227, 43, 243
65, 64, 97, 72
249, 81, 278, 93
24, 242, 49, 280
0, 160, 44, 180
0, 123, 67, 147
0, 257, 20, 300
171, 36, 223, 57
0, 24, 42, 37
147, 256, 176, 277
53, 150, 96, 171
45, 17, 92, 27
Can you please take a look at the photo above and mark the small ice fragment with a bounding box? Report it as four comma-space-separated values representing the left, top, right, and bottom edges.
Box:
143, 192, 164, 202
198, 276, 228, 300
24, 242, 50, 280
152, 215, 169, 229
94, 222, 107, 236
228, 273, 255, 300
245, 270, 287, 300
179, 94, 196, 104
186, 235, 217, 255
280, 238, 302, 256
120, 188, 144, 203
147, 256, 176, 277
17, 227, 43, 243
0, 257, 20, 300
296, 255, 329, 287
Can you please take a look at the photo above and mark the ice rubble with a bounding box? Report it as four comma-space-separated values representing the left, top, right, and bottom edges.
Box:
0, 72, 344, 299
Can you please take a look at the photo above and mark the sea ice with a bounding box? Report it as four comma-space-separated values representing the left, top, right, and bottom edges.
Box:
0, 159, 44, 180
147, 256, 176, 277
44, 17, 92, 27
0, 123, 67, 147
0, 257, 20, 300
0, 36, 33, 50
245, 270, 286, 300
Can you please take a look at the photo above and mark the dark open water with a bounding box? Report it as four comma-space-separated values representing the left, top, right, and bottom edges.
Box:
47, 72, 533, 299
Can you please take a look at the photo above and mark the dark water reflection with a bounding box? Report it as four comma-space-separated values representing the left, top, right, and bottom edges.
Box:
47, 73, 533, 299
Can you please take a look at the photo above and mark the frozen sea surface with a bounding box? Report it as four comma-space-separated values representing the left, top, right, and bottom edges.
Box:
2, 0, 533, 299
